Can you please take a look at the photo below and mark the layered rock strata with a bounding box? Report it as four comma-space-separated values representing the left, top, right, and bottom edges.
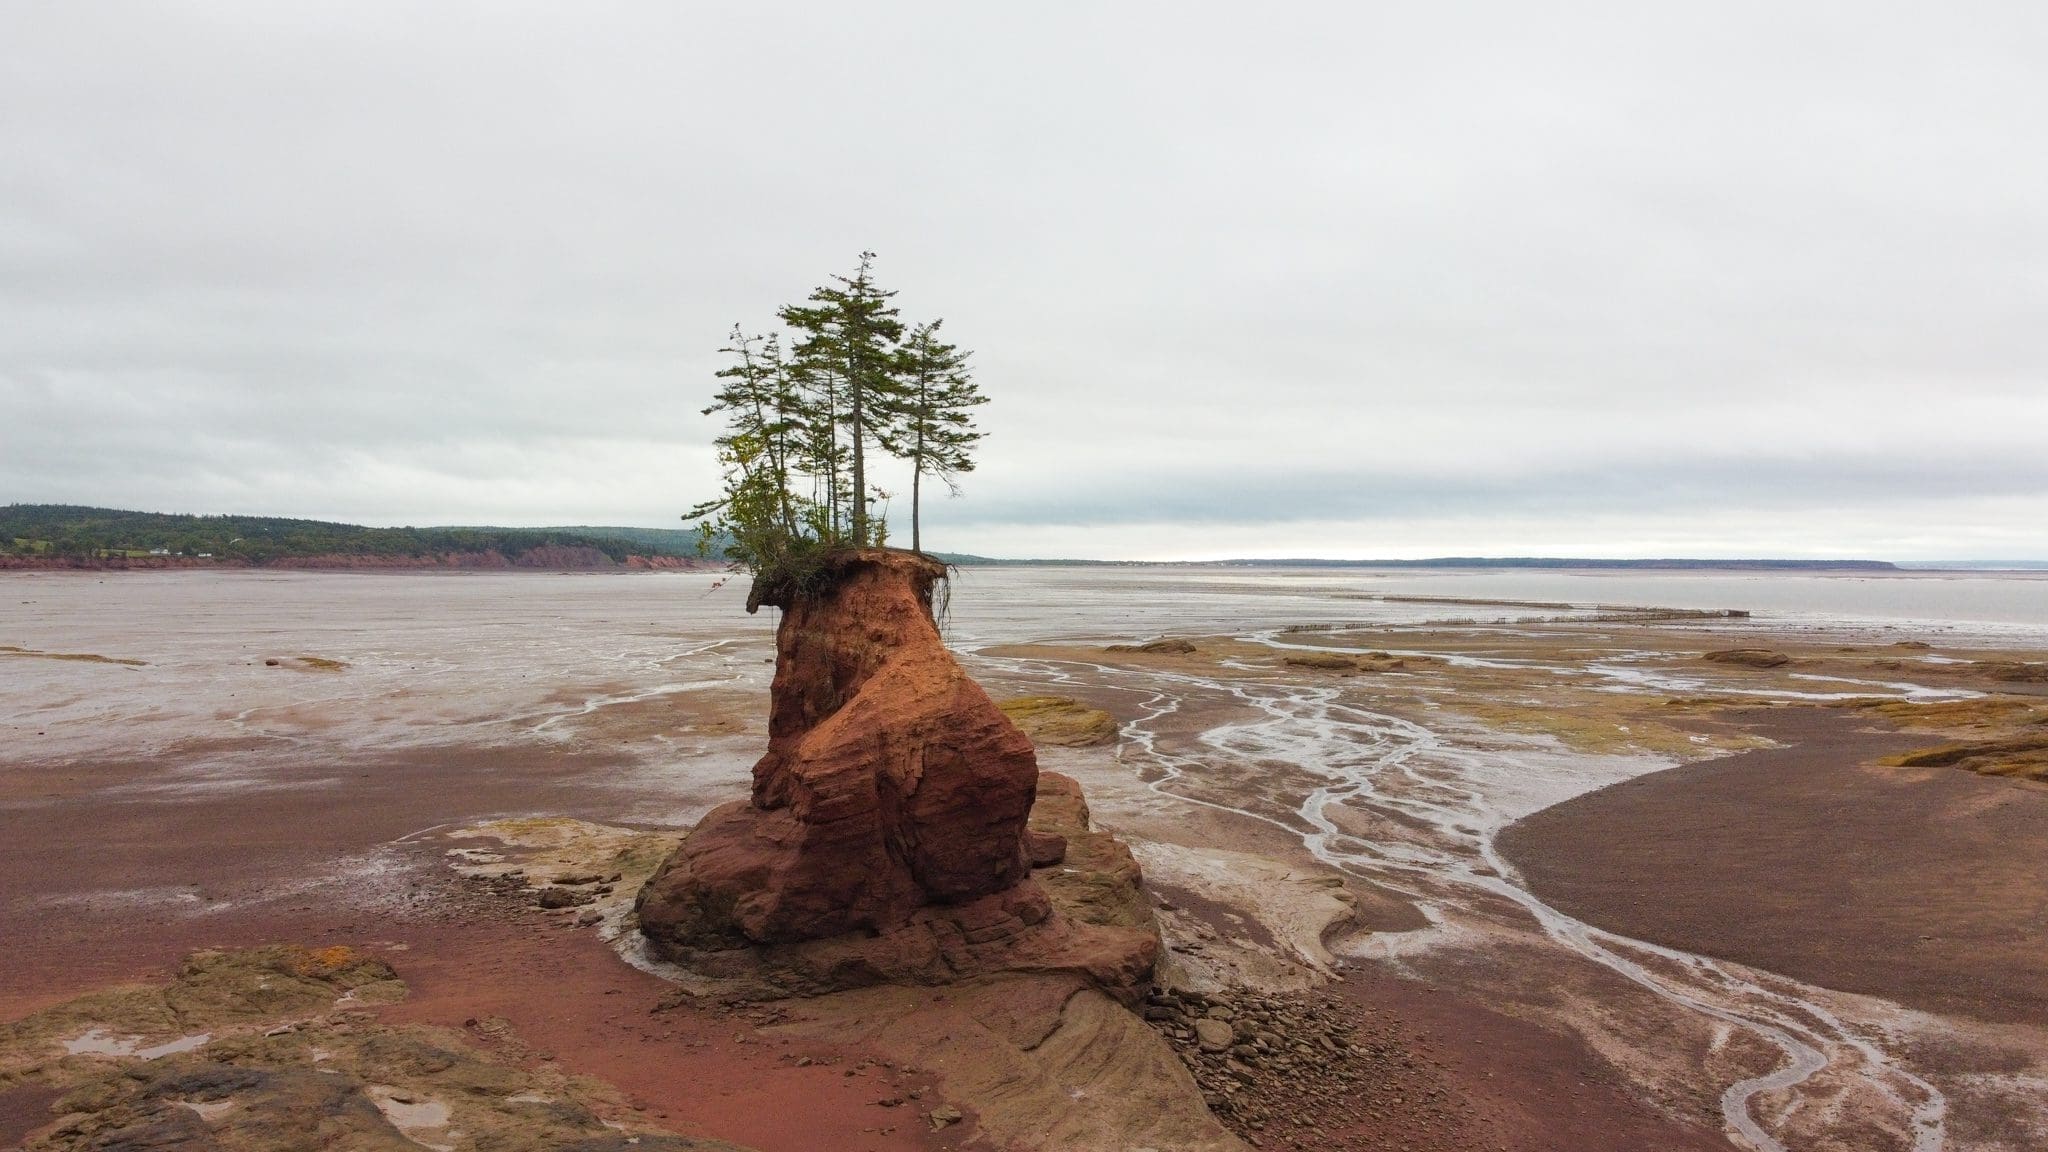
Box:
636, 549, 1156, 999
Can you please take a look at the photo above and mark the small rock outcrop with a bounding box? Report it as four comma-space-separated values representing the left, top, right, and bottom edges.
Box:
1106, 638, 1198, 655
998, 695, 1121, 747
1702, 648, 1792, 669
637, 550, 1156, 999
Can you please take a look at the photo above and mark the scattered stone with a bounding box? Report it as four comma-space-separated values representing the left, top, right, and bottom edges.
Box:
1142, 983, 1467, 1148
927, 1105, 963, 1130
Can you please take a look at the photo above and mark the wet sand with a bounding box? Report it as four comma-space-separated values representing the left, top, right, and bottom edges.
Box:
8, 568, 2048, 1151
1337, 968, 1729, 1151
977, 620, 2048, 1150
1499, 708, 2048, 1028
2, 740, 640, 1017
0, 716, 1720, 1151
1, 789, 953, 1152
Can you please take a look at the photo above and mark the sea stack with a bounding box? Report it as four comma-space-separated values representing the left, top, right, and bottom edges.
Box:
637, 549, 1153, 997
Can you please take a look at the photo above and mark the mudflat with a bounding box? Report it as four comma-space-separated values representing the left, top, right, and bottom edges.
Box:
1499, 708, 2048, 1027
7, 567, 2048, 1151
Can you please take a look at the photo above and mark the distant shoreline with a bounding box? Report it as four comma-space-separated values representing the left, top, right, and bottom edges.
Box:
937, 555, 1908, 572
0, 552, 713, 573
13, 555, 2045, 576
10, 506, 2039, 572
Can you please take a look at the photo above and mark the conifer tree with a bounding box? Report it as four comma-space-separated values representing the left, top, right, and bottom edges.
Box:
689, 252, 991, 585
686, 327, 806, 566
779, 252, 905, 547
883, 319, 987, 553
780, 347, 843, 540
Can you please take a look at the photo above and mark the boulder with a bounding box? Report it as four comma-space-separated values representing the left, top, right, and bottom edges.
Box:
1024, 829, 1069, 868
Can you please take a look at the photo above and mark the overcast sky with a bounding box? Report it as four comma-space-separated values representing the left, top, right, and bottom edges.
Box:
4, 3, 2045, 560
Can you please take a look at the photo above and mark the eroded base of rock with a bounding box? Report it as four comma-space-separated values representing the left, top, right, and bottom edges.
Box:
635, 772, 1160, 1004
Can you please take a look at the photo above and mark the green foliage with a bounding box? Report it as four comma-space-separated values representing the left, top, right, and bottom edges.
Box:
778, 251, 906, 546
545, 525, 716, 553
881, 319, 988, 553
689, 252, 988, 588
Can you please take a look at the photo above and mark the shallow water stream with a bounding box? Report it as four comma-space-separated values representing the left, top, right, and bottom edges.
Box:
971, 639, 1951, 1152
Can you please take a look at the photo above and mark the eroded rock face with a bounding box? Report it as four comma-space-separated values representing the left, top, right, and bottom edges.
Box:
637, 550, 1152, 995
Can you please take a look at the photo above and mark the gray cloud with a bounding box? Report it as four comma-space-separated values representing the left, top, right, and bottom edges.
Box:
947, 455, 2048, 528
3, 2, 2045, 557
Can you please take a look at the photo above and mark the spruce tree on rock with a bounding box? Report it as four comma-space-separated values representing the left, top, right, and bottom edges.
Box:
687, 252, 992, 585
779, 252, 905, 547
687, 327, 808, 566
883, 319, 987, 553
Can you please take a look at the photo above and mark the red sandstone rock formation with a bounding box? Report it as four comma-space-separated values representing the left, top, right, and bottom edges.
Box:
636, 549, 1156, 999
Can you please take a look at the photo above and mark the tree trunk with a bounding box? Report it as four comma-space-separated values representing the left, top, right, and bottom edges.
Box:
825, 385, 840, 539
849, 349, 866, 546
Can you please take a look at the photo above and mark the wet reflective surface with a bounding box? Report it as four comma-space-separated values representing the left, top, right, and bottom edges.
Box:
6, 565, 2047, 1150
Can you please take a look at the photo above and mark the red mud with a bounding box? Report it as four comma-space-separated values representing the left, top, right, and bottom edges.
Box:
371, 907, 960, 1152
0, 722, 1739, 1151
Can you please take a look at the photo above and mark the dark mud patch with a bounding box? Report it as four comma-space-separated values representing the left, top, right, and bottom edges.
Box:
1499, 708, 2048, 1027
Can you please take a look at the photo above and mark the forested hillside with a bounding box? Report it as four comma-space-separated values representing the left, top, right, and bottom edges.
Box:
1, 505, 695, 565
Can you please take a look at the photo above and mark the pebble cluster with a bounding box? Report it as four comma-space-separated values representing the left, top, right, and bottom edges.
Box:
1145, 985, 1468, 1150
